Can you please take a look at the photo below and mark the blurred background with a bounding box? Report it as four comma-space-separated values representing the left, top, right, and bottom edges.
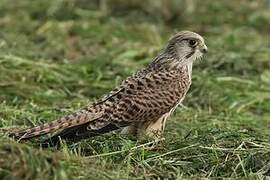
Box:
0, 0, 269, 179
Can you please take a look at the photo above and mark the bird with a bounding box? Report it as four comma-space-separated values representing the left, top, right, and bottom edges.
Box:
9, 31, 208, 146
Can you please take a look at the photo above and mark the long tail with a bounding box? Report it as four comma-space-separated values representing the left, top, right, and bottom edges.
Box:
42, 121, 120, 147
9, 107, 103, 140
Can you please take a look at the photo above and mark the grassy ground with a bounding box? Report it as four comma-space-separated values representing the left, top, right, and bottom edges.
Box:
0, 0, 270, 179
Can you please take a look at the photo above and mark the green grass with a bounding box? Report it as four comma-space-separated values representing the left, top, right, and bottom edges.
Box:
0, 0, 270, 179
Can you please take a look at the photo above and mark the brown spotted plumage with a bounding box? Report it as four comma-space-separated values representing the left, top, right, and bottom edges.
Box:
9, 31, 207, 145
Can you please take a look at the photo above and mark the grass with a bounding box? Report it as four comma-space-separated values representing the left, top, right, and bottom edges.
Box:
0, 0, 270, 179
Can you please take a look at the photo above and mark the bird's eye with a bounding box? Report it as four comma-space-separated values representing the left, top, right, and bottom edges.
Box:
188, 39, 197, 47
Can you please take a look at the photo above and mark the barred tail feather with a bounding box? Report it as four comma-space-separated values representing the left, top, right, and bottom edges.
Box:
9, 108, 103, 140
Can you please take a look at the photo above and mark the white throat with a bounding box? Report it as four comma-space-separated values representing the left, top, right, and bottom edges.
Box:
187, 62, 193, 81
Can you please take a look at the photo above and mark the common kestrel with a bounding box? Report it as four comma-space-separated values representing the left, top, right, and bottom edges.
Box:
10, 31, 208, 145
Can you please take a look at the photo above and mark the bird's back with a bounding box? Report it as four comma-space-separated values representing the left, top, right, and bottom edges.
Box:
10, 65, 191, 142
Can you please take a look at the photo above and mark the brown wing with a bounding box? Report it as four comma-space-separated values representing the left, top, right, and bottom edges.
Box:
43, 68, 189, 145
107, 69, 187, 126
93, 68, 150, 105
72, 69, 187, 135
41, 69, 153, 144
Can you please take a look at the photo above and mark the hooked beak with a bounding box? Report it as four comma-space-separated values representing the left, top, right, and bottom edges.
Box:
200, 44, 208, 54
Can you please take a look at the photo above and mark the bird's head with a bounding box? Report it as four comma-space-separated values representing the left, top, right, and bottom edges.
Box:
151, 31, 207, 69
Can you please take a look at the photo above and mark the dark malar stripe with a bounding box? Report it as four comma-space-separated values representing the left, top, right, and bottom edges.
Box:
185, 50, 195, 59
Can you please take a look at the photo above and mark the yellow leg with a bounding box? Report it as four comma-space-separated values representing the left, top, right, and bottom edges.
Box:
138, 112, 170, 139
